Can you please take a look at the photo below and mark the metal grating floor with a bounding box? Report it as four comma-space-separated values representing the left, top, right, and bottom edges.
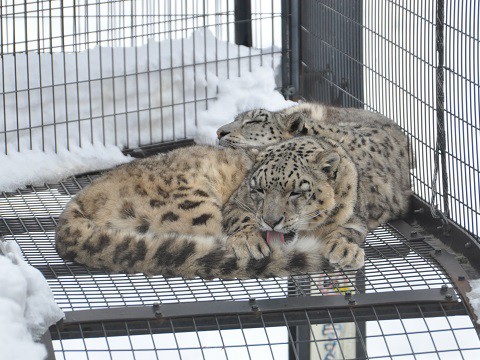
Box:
2, 173, 480, 359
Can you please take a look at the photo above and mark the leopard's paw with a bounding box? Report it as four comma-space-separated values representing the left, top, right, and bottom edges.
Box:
322, 237, 364, 270
226, 231, 270, 260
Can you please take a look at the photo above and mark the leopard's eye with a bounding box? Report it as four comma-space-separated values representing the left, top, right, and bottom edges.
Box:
250, 186, 263, 192
289, 191, 302, 198
250, 188, 265, 198
244, 119, 264, 125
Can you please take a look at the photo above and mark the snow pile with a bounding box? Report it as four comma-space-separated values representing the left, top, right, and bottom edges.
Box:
0, 29, 293, 192
0, 240, 64, 359
467, 279, 480, 324
195, 66, 295, 144
0, 143, 132, 193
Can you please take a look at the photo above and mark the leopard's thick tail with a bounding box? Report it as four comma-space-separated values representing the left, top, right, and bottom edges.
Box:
55, 203, 329, 279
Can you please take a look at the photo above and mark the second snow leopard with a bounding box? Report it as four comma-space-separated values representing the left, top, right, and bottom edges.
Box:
217, 103, 412, 230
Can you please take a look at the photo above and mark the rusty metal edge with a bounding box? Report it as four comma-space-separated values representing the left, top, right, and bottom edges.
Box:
397, 196, 480, 334
408, 195, 480, 273
431, 249, 480, 334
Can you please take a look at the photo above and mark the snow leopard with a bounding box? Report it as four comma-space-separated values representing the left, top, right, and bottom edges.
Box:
223, 136, 367, 272
55, 143, 342, 280
217, 103, 412, 230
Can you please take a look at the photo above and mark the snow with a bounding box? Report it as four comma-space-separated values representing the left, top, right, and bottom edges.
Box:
0, 143, 131, 193
467, 279, 480, 324
0, 240, 64, 360
0, 29, 292, 192
195, 66, 296, 144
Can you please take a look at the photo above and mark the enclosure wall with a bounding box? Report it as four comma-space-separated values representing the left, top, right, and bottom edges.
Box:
295, 0, 480, 243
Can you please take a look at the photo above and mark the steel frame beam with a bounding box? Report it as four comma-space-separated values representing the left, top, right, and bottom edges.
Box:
52, 288, 459, 340
52, 302, 466, 341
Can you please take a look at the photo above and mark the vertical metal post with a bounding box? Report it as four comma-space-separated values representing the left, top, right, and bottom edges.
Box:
281, 0, 300, 97
355, 271, 368, 359
290, 0, 300, 95
330, 0, 363, 107
288, 277, 311, 360
294, 324, 311, 359
435, 0, 450, 218
40, 330, 56, 360
296, 0, 363, 107
281, 0, 291, 94
234, 0, 252, 47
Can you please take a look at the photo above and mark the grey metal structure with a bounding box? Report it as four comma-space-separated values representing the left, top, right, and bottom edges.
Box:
1, 1, 480, 359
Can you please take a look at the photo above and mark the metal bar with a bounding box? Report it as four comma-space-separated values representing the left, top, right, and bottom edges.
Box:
287, 276, 297, 359
435, 0, 450, 218
290, 0, 300, 95
121, 138, 195, 158
287, 276, 310, 360
234, 0, 252, 47
281, 0, 291, 97
59, 288, 458, 327
388, 218, 426, 242
409, 195, 480, 273
431, 249, 479, 332
226, 288, 459, 312
355, 265, 367, 359
52, 299, 467, 341
39, 330, 56, 360
63, 305, 157, 324
294, 322, 311, 360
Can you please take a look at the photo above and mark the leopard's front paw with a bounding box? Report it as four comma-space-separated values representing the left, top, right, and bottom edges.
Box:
322, 237, 364, 270
226, 230, 270, 260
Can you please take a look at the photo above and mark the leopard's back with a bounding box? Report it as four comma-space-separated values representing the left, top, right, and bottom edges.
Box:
55, 145, 253, 275
79, 145, 249, 236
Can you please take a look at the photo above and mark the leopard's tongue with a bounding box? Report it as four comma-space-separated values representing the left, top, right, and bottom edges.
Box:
266, 231, 285, 245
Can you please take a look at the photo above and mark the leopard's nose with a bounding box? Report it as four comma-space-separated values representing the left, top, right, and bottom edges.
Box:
217, 130, 230, 140
264, 216, 285, 230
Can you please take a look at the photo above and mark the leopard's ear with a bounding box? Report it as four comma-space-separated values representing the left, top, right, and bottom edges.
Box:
314, 150, 341, 177
278, 112, 307, 135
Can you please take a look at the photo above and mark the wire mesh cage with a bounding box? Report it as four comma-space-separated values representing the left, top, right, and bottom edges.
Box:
297, 0, 480, 244
1, 0, 283, 153
1, 0, 480, 359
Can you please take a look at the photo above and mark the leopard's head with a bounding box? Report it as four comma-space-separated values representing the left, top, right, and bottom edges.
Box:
247, 137, 343, 234
217, 108, 307, 148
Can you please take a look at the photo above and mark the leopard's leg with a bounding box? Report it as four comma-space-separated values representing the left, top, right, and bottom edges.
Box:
302, 215, 367, 270
222, 187, 270, 260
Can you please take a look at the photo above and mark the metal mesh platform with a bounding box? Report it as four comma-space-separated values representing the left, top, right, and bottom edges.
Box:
0, 173, 454, 308
2, 172, 480, 359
